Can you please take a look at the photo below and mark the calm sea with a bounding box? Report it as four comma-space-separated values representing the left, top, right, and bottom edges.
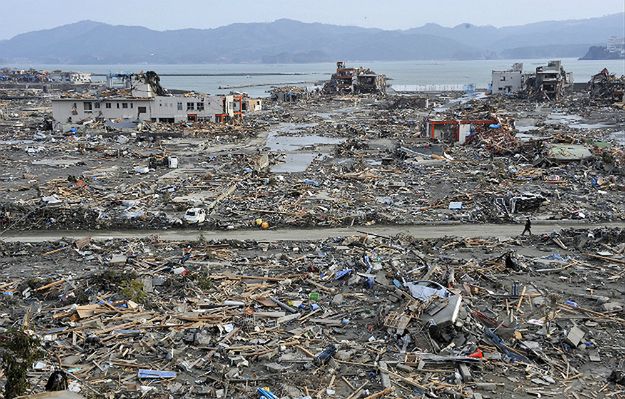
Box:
10, 58, 625, 97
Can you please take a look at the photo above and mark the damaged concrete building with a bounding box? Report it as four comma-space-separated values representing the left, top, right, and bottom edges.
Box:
269, 86, 308, 103
523, 60, 572, 101
48, 70, 92, 84
423, 117, 498, 144
323, 61, 386, 95
51, 71, 258, 125
491, 63, 524, 95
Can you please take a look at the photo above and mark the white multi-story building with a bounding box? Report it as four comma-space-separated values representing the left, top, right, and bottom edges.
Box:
607, 36, 625, 56
491, 63, 524, 95
51, 72, 255, 124
48, 71, 92, 84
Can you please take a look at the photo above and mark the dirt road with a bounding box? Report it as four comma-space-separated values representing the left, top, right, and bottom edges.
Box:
1, 221, 621, 243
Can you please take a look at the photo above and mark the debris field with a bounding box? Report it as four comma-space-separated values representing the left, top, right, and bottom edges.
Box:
0, 65, 625, 399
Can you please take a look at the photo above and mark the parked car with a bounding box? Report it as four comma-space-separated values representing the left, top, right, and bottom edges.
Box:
184, 208, 206, 224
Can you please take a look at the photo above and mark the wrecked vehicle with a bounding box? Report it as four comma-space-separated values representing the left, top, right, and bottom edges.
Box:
183, 208, 206, 224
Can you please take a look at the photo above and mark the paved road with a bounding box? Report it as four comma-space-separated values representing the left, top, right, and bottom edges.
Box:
1, 222, 621, 243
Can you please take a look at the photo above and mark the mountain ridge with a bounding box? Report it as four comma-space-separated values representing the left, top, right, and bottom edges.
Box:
0, 14, 622, 64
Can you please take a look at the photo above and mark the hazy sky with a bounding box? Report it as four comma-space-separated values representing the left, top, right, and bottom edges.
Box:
1, 0, 623, 40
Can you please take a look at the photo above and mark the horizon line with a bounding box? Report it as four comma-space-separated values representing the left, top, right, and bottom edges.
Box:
2, 12, 623, 41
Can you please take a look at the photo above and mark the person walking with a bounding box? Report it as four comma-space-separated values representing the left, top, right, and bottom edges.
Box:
521, 218, 532, 236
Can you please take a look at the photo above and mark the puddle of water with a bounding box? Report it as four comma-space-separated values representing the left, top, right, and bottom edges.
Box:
271, 153, 319, 173
611, 131, 625, 145
545, 113, 583, 125
516, 126, 537, 132
266, 122, 345, 173
368, 138, 395, 151
266, 132, 344, 152
544, 113, 612, 130
400, 143, 444, 156
316, 112, 332, 120
515, 118, 537, 132
316, 107, 356, 120
516, 133, 551, 142
569, 123, 612, 130
515, 133, 533, 141
272, 122, 318, 134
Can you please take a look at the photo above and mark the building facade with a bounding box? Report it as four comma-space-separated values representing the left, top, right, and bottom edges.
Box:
48, 71, 92, 84
51, 72, 260, 124
491, 63, 524, 95
323, 62, 386, 95
52, 98, 153, 123
52, 94, 240, 124
524, 60, 572, 100
607, 36, 625, 56
424, 118, 498, 144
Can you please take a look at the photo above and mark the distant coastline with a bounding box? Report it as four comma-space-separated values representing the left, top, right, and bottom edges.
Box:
4, 58, 625, 98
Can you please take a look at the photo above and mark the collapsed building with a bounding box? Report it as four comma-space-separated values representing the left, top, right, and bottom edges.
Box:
588, 68, 625, 103
490, 60, 573, 101
51, 71, 260, 126
269, 86, 308, 103
523, 60, 572, 101
323, 61, 386, 95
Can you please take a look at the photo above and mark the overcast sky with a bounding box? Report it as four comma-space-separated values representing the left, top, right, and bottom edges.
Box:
1, 0, 623, 40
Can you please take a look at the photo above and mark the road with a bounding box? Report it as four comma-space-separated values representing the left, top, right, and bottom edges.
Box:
1, 222, 621, 243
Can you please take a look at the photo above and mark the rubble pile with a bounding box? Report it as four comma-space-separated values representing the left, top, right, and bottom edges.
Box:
1, 64, 625, 397
269, 86, 309, 103
588, 68, 625, 103
1, 89, 624, 231
1, 227, 624, 398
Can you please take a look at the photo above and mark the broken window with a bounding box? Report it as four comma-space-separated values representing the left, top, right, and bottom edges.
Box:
187, 102, 194, 111
177, 102, 183, 111
197, 102, 204, 111
500, 76, 506, 81
94, 102, 100, 109
83, 102, 92, 111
